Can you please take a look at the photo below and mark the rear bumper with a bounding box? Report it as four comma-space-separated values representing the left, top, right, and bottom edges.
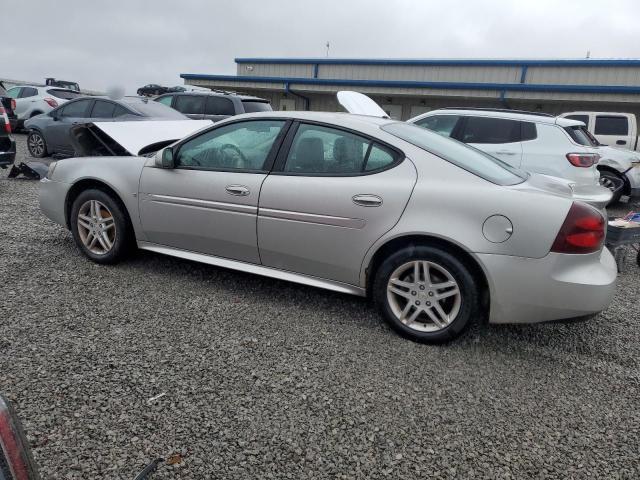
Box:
478, 249, 617, 324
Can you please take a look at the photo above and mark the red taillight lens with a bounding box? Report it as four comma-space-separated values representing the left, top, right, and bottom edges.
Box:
566, 153, 599, 168
10, 99, 16, 111
551, 202, 605, 254
0, 396, 39, 480
0, 107, 9, 133
43, 98, 58, 108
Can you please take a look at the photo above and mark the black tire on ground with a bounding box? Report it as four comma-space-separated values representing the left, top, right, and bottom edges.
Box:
27, 130, 48, 158
599, 170, 625, 205
70, 188, 133, 265
373, 245, 480, 344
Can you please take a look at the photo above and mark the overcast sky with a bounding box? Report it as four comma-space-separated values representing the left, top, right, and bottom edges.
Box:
3, 0, 639, 93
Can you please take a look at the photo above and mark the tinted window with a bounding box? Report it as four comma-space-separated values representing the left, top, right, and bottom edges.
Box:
521, 122, 537, 141
90, 100, 116, 118
594, 116, 629, 135
460, 117, 521, 144
6, 87, 20, 98
414, 115, 460, 137
59, 99, 92, 118
156, 95, 173, 106
19, 87, 38, 98
113, 105, 130, 117
381, 122, 527, 186
125, 100, 185, 118
564, 125, 597, 146
174, 95, 204, 115
242, 100, 272, 113
204, 96, 235, 116
284, 124, 396, 174
176, 120, 285, 171
47, 89, 82, 100
566, 114, 590, 126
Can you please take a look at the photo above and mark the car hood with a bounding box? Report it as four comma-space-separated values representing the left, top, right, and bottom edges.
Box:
510, 173, 612, 210
596, 145, 640, 166
336, 91, 389, 118
70, 120, 212, 156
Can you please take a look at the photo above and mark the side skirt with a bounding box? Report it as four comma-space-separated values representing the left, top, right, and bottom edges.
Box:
137, 241, 366, 297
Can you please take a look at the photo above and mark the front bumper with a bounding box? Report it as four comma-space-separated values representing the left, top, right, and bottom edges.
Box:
39, 177, 71, 228
478, 249, 617, 324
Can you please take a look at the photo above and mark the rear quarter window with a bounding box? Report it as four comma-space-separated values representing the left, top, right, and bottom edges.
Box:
564, 125, 597, 146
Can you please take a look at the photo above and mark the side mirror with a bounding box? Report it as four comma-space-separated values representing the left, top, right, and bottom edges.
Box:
0, 395, 41, 479
155, 147, 175, 168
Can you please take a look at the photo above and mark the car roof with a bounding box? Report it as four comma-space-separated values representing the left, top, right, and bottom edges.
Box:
159, 91, 268, 102
412, 108, 582, 127
230, 110, 397, 128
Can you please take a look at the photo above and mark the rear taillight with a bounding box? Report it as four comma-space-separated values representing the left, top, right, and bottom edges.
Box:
0, 107, 10, 133
566, 153, 599, 168
43, 98, 58, 108
10, 99, 16, 111
551, 202, 605, 254
0, 396, 40, 480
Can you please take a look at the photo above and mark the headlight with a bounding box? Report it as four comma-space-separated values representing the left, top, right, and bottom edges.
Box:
46, 160, 58, 179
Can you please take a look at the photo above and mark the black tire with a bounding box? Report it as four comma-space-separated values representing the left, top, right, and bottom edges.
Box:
373, 245, 480, 344
599, 170, 625, 205
27, 130, 48, 158
70, 189, 133, 264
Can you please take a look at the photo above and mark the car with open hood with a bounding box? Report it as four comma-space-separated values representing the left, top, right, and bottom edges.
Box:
38, 92, 617, 343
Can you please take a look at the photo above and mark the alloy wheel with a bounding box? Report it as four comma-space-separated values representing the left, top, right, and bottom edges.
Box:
386, 260, 462, 332
28, 133, 45, 157
77, 200, 116, 255
599, 175, 620, 192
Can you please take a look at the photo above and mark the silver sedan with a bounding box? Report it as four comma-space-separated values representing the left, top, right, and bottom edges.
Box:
39, 111, 617, 343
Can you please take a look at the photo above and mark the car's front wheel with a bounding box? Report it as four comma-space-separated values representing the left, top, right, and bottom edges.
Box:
70, 189, 132, 264
27, 131, 48, 158
373, 245, 479, 343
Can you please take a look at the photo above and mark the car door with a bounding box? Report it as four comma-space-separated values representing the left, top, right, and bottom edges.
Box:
257, 121, 417, 285
456, 116, 523, 167
593, 115, 632, 149
173, 95, 205, 120
203, 96, 235, 122
138, 119, 289, 263
46, 98, 93, 154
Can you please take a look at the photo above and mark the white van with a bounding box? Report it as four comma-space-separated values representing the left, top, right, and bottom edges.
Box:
560, 112, 639, 151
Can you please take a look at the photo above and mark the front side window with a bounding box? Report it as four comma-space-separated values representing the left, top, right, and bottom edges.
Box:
283, 124, 398, 175
59, 99, 92, 118
594, 116, 629, 135
176, 120, 286, 171
414, 115, 460, 137
204, 96, 235, 116
6, 87, 21, 98
90, 100, 116, 118
174, 95, 204, 115
381, 122, 527, 186
460, 117, 521, 144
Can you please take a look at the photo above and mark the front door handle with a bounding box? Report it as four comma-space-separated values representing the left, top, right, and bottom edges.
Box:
225, 185, 250, 196
352, 194, 383, 207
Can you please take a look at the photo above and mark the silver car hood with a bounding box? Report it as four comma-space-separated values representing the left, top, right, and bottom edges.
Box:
511, 174, 612, 210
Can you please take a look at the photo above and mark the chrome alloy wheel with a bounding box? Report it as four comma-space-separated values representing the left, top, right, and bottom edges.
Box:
386, 261, 462, 332
28, 133, 45, 157
77, 200, 116, 255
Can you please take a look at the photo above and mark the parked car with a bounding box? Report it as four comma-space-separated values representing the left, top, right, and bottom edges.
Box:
155, 91, 272, 122
560, 111, 639, 151
45, 77, 80, 92
39, 107, 616, 343
4, 85, 82, 128
408, 108, 602, 188
0, 81, 18, 131
0, 103, 16, 168
24, 96, 187, 158
137, 84, 169, 97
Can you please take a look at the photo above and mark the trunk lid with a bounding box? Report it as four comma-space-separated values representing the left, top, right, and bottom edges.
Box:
511, 173, 612, 210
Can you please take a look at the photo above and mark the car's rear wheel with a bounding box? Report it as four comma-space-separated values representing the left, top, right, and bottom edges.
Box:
599, 170, 625, 205
27, 131, 47, 158
70, 189, 132, 264
373, 245, 479, 343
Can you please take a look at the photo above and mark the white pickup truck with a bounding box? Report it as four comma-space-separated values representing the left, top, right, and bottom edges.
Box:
560, 111, 639, 151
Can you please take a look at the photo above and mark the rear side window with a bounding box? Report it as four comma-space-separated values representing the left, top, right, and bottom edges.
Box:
156, 95, 173, 106
242, 100, 272, 113
19, 87, 38, 98
174, 95, 205, 115
47, 89, 81, 100
594, 116, 629, 135
521, 122, 537, 141
6, 87, 20, 98
59, 99, 92, 117
90, 100, 116, 118
204, 96, 235, 116
566, 114, 590, 126
126, 101, 185, 118
414, 115, 460, 137
113, 105, 130, 117
460, 117, 521, 144
564, 125, 597, 146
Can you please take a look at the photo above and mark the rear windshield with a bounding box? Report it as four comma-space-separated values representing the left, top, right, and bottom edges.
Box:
564, 125, 597, 146
125, 100, 187, 119
47, 89, 82, 100
381, 122, 527, 185
242, 100, 272, 113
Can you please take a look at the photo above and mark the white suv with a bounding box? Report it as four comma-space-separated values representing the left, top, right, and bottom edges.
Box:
4, 85, 82, 128
408, 108, 601, 188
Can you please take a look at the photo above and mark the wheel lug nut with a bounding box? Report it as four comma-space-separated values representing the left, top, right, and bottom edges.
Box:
415, 301, 421, 306
419, 285, 425, 290
428, 291, 434, 296
411, 291, 417, 296
426, 301, 431, 306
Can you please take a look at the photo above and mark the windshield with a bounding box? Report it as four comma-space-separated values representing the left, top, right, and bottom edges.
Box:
125, 100, 187, 119
381, 122, 527, 185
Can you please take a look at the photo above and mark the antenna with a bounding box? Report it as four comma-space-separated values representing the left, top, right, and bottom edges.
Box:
326, 41, 330, 58
586, 50, 591, 59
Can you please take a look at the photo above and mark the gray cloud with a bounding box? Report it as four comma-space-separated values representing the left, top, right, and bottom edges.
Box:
2, 0, 638, 93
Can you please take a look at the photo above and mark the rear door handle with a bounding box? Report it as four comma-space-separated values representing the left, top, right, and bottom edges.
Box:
352, 194, 383, 207
225, 185, 250, 196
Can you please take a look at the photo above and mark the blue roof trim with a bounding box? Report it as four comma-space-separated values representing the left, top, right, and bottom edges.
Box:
234, 57, 640, 67
180, 73, 640, 94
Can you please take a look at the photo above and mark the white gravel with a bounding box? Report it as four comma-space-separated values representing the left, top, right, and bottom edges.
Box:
1, 133, 639, 479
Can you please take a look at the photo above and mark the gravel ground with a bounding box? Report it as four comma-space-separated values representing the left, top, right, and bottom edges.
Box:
1, 133, 639, 479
